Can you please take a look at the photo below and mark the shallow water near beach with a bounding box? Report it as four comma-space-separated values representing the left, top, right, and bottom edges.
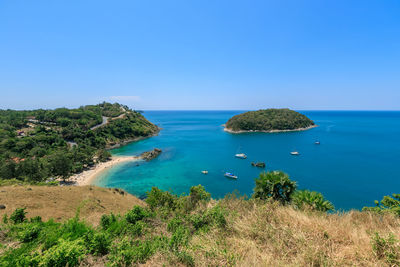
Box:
94, 111, 400, 210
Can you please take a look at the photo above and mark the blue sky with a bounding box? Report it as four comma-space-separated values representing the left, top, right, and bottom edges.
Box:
1, 0, 400, 110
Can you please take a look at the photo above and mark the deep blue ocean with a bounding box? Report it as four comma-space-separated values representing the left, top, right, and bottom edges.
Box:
94, 111, 400, 210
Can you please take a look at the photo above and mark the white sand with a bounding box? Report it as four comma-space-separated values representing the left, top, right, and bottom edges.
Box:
69, 156, 139, 186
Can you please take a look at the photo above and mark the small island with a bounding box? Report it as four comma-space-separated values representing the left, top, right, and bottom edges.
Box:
224, 108, 316, 133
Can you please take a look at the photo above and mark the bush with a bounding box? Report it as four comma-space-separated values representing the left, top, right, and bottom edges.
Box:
169, 226, 190, 252
108, 238, 157, 266
10, 208, 27, 224
100, 213, 117, 230
372, 232, 400, 265
167, 216, 184, 233
125, 206, 150, 224
363, 194, 400, 216
146, 187, 178, 210
36, 238, 87, 267
292, 190, 334, 212
189, 185, 211, 206
19, 224, 41, 243
207, 206, 227, 228
253, 171, 297, 204
88, 232, 111, 255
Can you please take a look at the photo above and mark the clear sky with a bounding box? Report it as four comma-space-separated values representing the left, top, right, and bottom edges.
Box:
1, 0, 400, 110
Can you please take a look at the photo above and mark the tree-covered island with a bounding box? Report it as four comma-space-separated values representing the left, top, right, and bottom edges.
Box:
224, 108, 316, 133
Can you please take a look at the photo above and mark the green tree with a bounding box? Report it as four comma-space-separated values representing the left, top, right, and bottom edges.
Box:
292, 190, 334, 212
253, 171, 297, 204
49, 152, 72, 181
97, 149, 111, 162
363, 194, 400, 216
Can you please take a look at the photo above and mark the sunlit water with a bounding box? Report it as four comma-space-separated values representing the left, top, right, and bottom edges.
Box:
94, 111, 400, 210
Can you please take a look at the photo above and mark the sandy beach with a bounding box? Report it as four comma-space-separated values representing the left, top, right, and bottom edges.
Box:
69, 156, 140, 186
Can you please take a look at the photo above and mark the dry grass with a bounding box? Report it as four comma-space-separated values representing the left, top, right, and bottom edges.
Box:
1, 186, 400, 266
0, 185, 144, 226
188, 197, 400, 266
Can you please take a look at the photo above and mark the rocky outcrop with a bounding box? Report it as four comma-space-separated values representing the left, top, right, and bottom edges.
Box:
140, 148, 162, 161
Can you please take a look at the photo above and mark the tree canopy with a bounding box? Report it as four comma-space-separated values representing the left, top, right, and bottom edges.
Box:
0, 102, 158, 183
225, 109, 315, 132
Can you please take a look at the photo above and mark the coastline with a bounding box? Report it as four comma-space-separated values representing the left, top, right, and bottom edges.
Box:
69, 156, 140, 186
223, 124, 318, 134
70, 129, 161, 186
106, 128, 161, 149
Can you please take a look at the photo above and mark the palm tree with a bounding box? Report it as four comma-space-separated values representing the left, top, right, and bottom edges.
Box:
292, 190, 334, 212
253, 171, 297, 204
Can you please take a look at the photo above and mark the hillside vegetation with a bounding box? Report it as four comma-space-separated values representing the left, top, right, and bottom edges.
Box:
1, 172, 399, 266
0, 102, 158, 184
225, 109, 315, 132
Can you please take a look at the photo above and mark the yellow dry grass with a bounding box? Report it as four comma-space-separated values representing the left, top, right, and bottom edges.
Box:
0, 185, 144, 226
188, 197, 400, 266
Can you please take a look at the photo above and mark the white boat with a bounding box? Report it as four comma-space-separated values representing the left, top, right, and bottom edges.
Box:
290, 151, 300, 155
224, 172, 238, 179
201, 170, 208, 174
315, 141, 320, 145
235, 153, 247, 159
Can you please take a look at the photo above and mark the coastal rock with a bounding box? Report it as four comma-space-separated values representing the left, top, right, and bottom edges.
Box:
140, 148, 162, 161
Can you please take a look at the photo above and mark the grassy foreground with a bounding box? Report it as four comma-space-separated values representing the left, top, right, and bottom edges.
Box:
1, 183, 400, 266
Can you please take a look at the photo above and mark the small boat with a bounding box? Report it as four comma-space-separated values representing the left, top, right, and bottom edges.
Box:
290, 151, 300, 155
201, 170, 208, 174
251, 162, 266, 168
224, 172, 238, 179
315, 141, 320, 145
235, 153, 247, 159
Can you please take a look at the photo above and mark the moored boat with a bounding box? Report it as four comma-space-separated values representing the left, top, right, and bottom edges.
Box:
235, 153, 247, 159
290, 151, 300, 155
224, 172, 238, 179
251, 162, 266, 168
315, 141, 320, 145
201, 170, 208, 174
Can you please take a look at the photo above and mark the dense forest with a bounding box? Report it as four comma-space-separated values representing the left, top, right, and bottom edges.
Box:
225, 109, 315, 132
1, 172, 399, 266
0, 102, 158, 184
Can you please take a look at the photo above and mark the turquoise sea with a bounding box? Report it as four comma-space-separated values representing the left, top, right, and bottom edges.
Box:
95, 111, 400, 210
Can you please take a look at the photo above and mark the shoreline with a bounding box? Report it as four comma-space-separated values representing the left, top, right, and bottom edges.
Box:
223, 124, 318, 134
69, 156, 140, 186
70, 129, 161, 186
106, 128, 161, 149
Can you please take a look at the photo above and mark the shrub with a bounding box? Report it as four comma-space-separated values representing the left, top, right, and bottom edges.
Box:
363, 194, 400, 216
36, 238, 87, 267
146, 187, 178, 210
169, 226, 190, 252
30, 216, 42, 223
167, 216, 184, 233
10, 208, 27, 224
292, 190, 334, 212
125, 206, 150, 224
372, 232, 400, 265
189, 185, 211, 206
61, 218, 91, 240
88, 232, 111, 255
100, 213, 117, 230
108, 238, 157, 266
253, 171, 297, 204
207, 206, 227, 228
19, 224, 41, 243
